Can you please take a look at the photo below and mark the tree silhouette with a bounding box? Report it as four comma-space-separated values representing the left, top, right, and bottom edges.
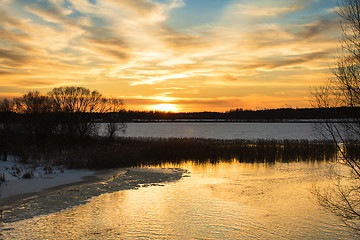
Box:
48, 86, 125, 142
104, 98, 126, 141
14, 91, 56, 142
313, 0, 360, 233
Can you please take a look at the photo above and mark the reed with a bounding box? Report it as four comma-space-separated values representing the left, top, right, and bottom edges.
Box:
1, 126, 338, 169
344, 140, 360, 160
61, 137, 338, 169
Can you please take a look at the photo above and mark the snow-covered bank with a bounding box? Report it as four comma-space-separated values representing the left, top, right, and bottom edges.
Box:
0, 157, 94, 200
0, 160, 186, 223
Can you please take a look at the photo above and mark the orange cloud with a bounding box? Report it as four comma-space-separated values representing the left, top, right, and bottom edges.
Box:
0, 0, 340, 111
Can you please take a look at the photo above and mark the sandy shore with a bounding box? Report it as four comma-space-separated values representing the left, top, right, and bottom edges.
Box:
1, 167, 186, 223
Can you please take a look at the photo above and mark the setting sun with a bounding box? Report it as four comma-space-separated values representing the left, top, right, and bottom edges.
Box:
152, 104, 177, 112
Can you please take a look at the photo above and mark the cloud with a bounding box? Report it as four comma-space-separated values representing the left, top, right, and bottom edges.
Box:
232, 4, 301, 17
0, 49, 34, 66
130, 73, 192, 86
109, 0, 163, 21
110, 0, 184, 19
0, 0, 341, 111
0, 10, 23, 27
84, 36, 131, 61
0, 70, 18, 76
234, 51, 332, 71
25, 4, 73, 27
265, 51, 331, 69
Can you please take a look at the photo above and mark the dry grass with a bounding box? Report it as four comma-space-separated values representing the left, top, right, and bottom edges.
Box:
61, 137, 338, 169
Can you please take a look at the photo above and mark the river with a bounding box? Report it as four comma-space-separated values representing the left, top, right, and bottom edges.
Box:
2, 161, 356, 239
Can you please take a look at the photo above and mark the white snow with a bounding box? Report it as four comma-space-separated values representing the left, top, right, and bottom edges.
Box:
0, 156, 93, 200
0, 157, 185, 203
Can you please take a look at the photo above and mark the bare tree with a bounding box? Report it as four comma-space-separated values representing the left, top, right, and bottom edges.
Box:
49, 87, 105, 113
104, 98, 126, 141
14, 91, 56, 141
0, 98, 14, 161
14, 91, 54, 114
48, 86, 126, 142
313, 0, 360, 232
0, 98, 13, 112
48, 86, 107, 142
6, 87, 126, 145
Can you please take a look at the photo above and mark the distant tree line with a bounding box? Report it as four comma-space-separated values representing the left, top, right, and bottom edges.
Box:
104, 107, 359, 122
2, 95, 360, 124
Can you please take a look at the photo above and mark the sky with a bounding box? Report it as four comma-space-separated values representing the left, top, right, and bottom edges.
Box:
0, 0, 340, 112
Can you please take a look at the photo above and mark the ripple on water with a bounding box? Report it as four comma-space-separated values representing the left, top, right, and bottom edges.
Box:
1, 162, 357, 239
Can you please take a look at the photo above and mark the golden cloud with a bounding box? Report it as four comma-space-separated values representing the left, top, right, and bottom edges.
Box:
0, 0, 341, 111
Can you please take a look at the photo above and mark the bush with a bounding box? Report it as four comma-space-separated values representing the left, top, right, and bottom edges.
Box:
22, 171, 34, 179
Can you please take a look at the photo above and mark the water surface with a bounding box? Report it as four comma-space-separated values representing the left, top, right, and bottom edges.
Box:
2, 161, 355, 239
116, 122, 318, 140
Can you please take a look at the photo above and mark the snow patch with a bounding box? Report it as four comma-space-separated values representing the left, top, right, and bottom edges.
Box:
0, 157, 93, 199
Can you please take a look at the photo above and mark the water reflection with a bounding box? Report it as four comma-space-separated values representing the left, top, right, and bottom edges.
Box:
2, 161, 356, 239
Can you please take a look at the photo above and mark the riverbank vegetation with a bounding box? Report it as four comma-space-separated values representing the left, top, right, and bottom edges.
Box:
0, 125, 341, 169
62, 137, 339, 169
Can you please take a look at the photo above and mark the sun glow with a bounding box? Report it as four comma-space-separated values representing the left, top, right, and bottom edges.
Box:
152, 104, 177, 112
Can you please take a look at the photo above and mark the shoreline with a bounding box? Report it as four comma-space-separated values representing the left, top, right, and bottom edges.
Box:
1, 167, 186, 223
0, 168, 120, 210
